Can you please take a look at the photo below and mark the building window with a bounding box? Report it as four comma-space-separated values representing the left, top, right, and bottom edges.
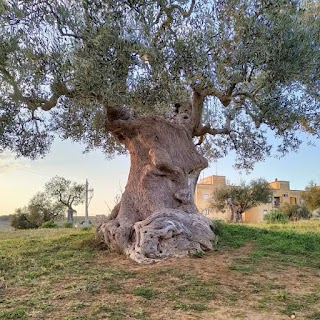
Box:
290, 197, 297, 205
203, 194, 209, 200
282, 194, 288, 197
263, 209, 268, 215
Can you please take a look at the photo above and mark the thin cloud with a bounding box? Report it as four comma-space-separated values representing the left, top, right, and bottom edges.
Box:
0, 152, 26, 174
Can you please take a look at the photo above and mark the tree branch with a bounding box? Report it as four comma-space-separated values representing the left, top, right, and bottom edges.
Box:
195, 84, 232, 107
47, 3, 83, 40
194, 123, 231, 138
193, 104, 242, 144
190, 87, 205, 134
152, 0, 196, 45
170, 0, 196, 18
0, 66, 23, 100
58, 192, 69, 207
0, 66, 73, 111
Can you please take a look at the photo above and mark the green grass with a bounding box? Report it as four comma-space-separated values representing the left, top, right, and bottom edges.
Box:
0, 221, 320, 319
133, 287, 158, 299
216, 220, 320, 269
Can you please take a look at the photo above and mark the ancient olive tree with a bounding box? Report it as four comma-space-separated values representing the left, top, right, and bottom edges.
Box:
0, 1, 319, 262
210, 179, 273, 222
45, 176, 86, 223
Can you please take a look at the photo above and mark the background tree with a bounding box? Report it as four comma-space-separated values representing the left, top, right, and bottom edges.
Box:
280, 203, 311, 221
11, 208, 38, 230
301, 181, 320, 213
1, 0, 319, 261
211, 179, 273, 222
27, 192, 65, 224
45, 176, 85, 223
10, 177, 83, 229
10, 192, 65, 229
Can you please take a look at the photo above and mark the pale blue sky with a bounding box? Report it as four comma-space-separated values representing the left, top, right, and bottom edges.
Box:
0, 135, 319, 216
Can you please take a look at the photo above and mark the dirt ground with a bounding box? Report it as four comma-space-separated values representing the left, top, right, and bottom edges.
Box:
113, 246, 320, 320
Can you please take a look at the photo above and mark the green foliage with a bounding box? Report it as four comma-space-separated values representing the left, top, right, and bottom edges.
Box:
264, 210, 289, 224
0, 1, 319, 169
212, 178, 272, 212
264, 205, 312, 223
10, 176, 86, 229
27, 192, 65, 223
211, 178, 273, 221
63, 222, 74, 228
302, 181, 320, 211
40, 220, 58, 228
0, 308, 26, 319
81, 225, 93, 231
133, 287, 157, 300
10, 209, 38, 230
45, 176, 85, 209
280, 203, 312, 221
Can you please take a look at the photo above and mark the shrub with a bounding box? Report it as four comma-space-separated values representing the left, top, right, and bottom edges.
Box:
40, 220, 58, 228
62, 222, 74, 228
264, 210, 288, 224
11, 211, 38, 230
280, 204, 312, 221
81, 226, 93, 231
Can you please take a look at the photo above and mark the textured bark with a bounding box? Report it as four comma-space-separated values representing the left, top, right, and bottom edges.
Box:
67, 207, 75, 223
97, 109, 215, 263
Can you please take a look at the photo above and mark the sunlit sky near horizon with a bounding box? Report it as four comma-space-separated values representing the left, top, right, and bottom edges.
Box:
0, 135, 320, 217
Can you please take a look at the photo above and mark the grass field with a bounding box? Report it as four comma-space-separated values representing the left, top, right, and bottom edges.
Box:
0, 221, 320, 319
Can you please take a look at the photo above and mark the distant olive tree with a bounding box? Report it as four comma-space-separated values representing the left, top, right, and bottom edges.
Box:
10, 176, 85, 229
11, 208, 38, 230
301, 181, 320, 213
28, 192, 65, 223
45, 176, 85, 223
211, 179, 273, 222
10, 192, 65, 229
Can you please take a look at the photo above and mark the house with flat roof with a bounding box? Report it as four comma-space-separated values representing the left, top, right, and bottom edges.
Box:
195, 176, 304, 223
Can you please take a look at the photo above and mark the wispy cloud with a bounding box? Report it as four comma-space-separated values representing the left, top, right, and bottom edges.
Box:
0, 152, 26, 174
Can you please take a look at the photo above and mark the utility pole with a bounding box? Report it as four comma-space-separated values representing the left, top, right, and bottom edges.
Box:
84, 179, 94, 227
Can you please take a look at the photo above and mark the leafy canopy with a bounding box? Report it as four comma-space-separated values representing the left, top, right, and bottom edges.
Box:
211, 178, 273, 214
302, 181, 320, 211
10, 176, 85, 229
45, 176, 86, 208
11, 192, 65, 229
280, 203, 311, 221
0, 0, 319, 169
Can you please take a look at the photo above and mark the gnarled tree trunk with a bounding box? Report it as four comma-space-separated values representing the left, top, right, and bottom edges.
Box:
97, 104, 215, 263
67, 207, 75, 223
